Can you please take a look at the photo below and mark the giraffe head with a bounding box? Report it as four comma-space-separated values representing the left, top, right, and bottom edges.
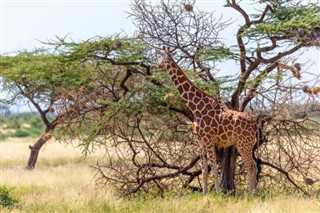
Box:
155, 47, 174, 68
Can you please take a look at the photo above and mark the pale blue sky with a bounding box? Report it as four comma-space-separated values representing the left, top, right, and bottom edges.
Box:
1, 0, 137, 54
0, 0, 243, 54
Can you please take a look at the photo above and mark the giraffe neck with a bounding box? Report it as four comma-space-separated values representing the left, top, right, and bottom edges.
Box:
164, 58, 216, 112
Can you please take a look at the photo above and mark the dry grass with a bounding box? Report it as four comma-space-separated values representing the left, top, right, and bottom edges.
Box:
0, 138, 113, 212
0, 138, 320, 212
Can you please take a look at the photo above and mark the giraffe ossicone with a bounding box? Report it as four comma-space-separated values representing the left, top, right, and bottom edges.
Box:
157, 47, 258, 195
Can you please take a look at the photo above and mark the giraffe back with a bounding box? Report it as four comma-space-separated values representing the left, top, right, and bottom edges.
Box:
193, 96, 257, 149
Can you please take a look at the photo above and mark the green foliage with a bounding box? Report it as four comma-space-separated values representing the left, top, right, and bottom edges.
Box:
13, 129, 30, 138
0, 113, 45, 140
29, 116, 43, 129
46, 35, 151, 65
0, 185, 20, 209
199, 47, 237, 61
247, 1, 320, 41
0, 48, 93, 107
0, 134, 9, 141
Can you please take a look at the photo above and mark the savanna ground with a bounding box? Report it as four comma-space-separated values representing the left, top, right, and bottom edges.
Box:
1, 137, 320, 213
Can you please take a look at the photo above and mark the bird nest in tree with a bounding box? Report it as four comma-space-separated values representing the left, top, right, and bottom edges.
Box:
183, 4, 193, 12
302, 86, 320, 95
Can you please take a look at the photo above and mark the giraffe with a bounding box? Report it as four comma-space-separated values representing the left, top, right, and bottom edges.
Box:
156, 47, 258, 195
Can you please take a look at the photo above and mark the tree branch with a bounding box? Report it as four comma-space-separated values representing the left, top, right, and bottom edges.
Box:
129, 155, 200, 194
252, 5, 274, 24
260, 160, 309, 196
17, 84, 51, 128
240, 62, 278, 111
258, 44, 302, 64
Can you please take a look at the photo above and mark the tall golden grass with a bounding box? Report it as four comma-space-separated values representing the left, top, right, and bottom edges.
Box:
1, 138, 320, 212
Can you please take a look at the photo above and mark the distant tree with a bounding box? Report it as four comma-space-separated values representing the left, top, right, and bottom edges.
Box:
0, 104, 10, 116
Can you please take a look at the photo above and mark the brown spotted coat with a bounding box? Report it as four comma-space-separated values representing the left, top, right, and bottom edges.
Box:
158, 48, 257, 195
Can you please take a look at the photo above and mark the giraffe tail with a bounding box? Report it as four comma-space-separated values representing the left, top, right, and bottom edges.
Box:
253, 118, 265, 182
252, 142, 262, 182
255, 157, 262, 182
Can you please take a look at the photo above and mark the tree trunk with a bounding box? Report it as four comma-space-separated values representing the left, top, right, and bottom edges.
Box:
219, 146, 238, 195
26, 130, 52, 169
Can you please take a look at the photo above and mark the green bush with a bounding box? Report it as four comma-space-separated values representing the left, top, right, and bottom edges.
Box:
0, 134, 9, 141
28, 128, 44, 137
12, 129, 30, 138
0, 113, 45, 140
29, 116, 44, 129
0, 185, 20, 209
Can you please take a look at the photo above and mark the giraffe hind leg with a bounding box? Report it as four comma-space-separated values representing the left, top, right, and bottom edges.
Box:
236, 144, 257, 194
193, 122, 209, 195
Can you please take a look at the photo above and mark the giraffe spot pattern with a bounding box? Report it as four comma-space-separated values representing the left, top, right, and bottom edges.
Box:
161, 49, 257, 194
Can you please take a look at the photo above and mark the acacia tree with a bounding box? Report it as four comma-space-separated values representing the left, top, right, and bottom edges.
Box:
0, 35, 153, 169
126, 0, 320, 194
0, 47, 95, 168
71, 0, 320, 196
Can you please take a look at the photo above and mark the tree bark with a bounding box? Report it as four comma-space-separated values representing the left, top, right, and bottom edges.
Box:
219, 146, 238, 195
26, 130, 52, 169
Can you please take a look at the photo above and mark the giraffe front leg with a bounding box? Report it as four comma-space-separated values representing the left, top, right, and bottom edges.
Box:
193, 122, 209, 195
207, 148, 220, 192
198, 141, 208, 195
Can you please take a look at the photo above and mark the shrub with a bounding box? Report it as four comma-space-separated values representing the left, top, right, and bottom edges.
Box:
12, 129, 30, 138
0, 134, 9, 141
29, 116, 44, 129
0, 185, 20, 209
